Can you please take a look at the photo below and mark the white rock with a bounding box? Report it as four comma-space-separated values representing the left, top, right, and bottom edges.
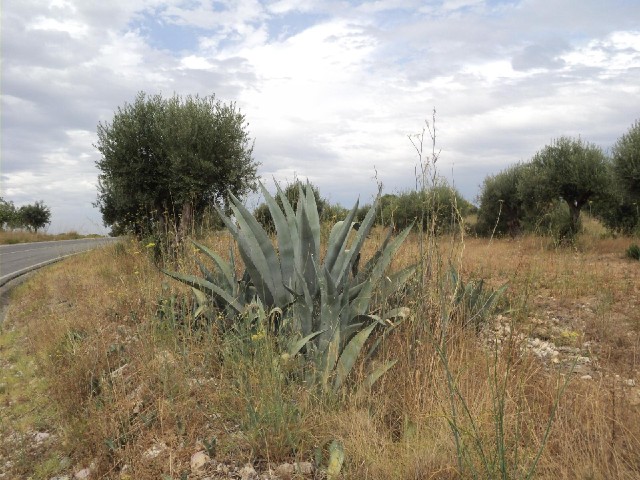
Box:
239, 463, 257, 480
580, 375, 593, 381
74, 468, 91, 480
190, 451, 210, 473
295, 462, 314, 475
625, 379, 636, 387
142, 442, 167, 459
275, 463, 295, 478
34, 431, 51, 443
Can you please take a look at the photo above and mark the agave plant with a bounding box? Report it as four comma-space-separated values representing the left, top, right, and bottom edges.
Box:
447, 266, 507, 333
163, 181, 416, 391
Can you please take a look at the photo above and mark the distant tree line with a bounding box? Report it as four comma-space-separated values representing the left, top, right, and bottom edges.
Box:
0, 198, 51, 233
475, 120, 640, 242
253, 179, 475, 235
95, 91, 638, 245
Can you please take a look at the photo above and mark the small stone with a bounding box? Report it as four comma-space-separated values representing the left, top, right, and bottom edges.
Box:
190, 451, 210, 473
275, 463, 295, 478
580, 374, 593, 381
74, 468, 91, 480
142, 442, 167, 460
625, 379, 636, 387
34, 431, 51, 443
239, 463, 257, 480
295, 462, 314, 475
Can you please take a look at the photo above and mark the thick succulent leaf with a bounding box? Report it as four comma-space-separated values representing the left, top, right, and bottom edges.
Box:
259, 182, 296, 291
325, 201, 359, 273
229, 194, 287, 305
332, 321, 378, 391
355, 228, 393, 284
287, 267, 314, 336
321, 328, 341, 389
302, 182, 321, 258
288, 330, 325, 357
195, 257, 218, 285
192, 240, 236, 291
192, 287, 208, 318
275, 182, 300, 261
357, 359, 398, 396
333, 196, 379, 285
315, 261, 346, 351
351, 224, 414, 317
161, 269, 244, 314
296, 185, 320, 296
214, 204, 274, 304
327, 440, 345, 480
191, 286, 207, 305
348, 279, 366, 302
380, 264, 417, 300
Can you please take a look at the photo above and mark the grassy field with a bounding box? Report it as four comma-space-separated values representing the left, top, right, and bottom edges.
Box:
1, 226, 639, 479
0, 230, 104, 245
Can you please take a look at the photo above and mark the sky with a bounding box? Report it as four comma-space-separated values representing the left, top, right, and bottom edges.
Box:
2, 0, 640, 234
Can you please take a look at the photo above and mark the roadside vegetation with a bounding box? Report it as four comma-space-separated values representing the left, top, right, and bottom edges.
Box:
0, 230, 103, 245
2, 213, 639, 479
0, 198, 53, 242
1, 103, 639, 478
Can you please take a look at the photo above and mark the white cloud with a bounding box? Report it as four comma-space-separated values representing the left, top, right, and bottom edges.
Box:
2, 1, 640, 232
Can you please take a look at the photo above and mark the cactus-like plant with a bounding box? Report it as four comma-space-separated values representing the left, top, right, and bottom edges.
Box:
163, 182, 415, 391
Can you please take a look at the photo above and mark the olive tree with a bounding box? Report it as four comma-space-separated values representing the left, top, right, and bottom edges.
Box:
476, 163, 527, 237
595, 120, 640, 234
0, 197, 17, 230
519, 137, 610, 236
612, 119, 640, 201
95, 92, 258, 237
380, 184, 472, 233
18, 201, 51, 233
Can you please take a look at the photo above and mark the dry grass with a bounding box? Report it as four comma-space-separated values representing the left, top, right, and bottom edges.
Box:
0, 230, 103, 245
1, 228, 640, 479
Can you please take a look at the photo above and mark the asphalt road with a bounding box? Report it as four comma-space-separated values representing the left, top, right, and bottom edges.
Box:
0, 237, 120, 287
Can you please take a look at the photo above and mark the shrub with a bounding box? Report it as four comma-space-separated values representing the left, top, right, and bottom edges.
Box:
381, 185, 472, 234
627, 243, 640, 260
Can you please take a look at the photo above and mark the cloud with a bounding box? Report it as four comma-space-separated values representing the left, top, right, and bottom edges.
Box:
1, 0, 640, 233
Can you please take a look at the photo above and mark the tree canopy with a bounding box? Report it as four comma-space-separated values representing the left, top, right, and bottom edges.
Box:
518, 136, 610, 236
1, 198, 51, 233
0, 198, 17, 230
379, 184, 473, 233
612, 119, 640, 202
95, 92, 258, 237
19, 201, 51, 233
476, 163, 527, 237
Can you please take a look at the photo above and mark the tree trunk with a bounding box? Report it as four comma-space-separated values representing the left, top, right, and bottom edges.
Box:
179, 201, 193, 241
567, 201, 581, 234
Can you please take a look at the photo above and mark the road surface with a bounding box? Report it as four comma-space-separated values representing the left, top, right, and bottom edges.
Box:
0, 237, 120, 287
